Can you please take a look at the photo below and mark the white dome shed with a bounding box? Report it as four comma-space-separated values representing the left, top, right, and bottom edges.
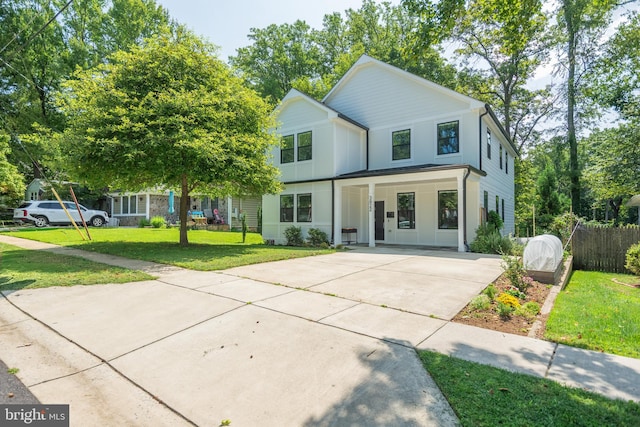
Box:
523, 234, 564, 284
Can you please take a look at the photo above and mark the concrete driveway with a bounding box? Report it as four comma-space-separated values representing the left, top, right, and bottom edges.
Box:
1, 245, 502, 426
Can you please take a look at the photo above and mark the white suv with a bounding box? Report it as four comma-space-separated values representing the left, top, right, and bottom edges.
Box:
14, 201, 110, 228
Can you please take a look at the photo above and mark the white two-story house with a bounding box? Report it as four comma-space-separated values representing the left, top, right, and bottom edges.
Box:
262, 55, 517, 251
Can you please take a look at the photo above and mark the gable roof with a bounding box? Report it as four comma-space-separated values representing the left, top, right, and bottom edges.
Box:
322, 55, 485, 110
276, 89, 368, 131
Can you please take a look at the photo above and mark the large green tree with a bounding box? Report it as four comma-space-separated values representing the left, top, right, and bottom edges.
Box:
231, 0, 458, 101
0, 0, 173, 182
60, 33, 281, 245
0, 132, 25, 209
403, 0, 553, 150
554, 0, 635, 215
582, 124, 640, 221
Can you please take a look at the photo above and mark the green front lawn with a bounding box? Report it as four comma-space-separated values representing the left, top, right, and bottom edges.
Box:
2, 228, 334, 271
419, 351, 640, 426
0, 242, 153, 290
545, 270, 640, 359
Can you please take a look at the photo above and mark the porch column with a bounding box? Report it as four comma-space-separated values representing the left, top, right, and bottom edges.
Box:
146, 194, 151, 219
457, 174, 465, 252
227, 197, 233, 225
333, 183, 343, 246
368, 183, 375, 247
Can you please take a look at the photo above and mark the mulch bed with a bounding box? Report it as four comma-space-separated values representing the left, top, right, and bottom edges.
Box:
452, 273, 552, 338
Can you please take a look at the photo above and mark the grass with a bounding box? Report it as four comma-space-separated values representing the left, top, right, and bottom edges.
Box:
419, 351, 640, 426
0, 242, 153, 291
544, 270, 640, 359
2, 228, 334, 271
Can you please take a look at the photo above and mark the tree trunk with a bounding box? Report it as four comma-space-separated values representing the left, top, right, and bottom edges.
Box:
565, 0, 581, 214
179, 173, 189, 246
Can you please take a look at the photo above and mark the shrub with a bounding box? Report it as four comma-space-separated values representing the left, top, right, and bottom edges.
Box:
470, 294, 491, 311
307, 228, 329, 247
501, 254, 529, 293
505, 285, 527, 300
625, 243, 640, 276
150, 216, 166, 228
138, 218, 151, 228
496, 292, 521, 309
487, 210, 503, 231
470, 224, 513, 254
515, 301, 541, 319
496, 302, 515, 319
284, 226, 304, 246
482, 284, 498, 301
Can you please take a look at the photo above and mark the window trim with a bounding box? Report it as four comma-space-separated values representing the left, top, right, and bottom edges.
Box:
280, 194, 294, 223
281, 135, 294, 164
438, 190, 458, 230
297, 131, 312, 162
296, 193, 312, 222
397, 192, 416, 229
392, 129, 411, 161
437, 120, 460, 155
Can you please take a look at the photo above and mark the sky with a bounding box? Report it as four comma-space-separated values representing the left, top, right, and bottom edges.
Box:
155, 0, 400, 61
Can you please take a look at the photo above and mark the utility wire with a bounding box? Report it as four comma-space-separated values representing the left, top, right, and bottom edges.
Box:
2, 0, 74, 64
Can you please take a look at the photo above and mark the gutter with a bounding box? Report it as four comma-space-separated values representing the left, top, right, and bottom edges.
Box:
366, 130, 370, 171
331, 179, 335, 244
463, 167, 471, 252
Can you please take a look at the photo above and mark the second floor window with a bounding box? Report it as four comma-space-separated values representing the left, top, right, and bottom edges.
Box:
392, 129, 411, 161
281, 135, 294, 164
437, 121, 459, 155
487, 129, 492, 159
297, 131, 312, 161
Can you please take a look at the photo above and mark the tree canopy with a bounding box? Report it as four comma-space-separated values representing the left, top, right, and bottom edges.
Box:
59, 33, 281, 245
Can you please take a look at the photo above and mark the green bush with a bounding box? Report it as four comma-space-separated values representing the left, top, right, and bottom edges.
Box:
487, 210, 503, 231
138, 218, 151, 228
496, 302, 515, 319
515, 301, 541, 319
625, 242, 640, 276
482, 284, 498, 301
470, 294, 491, 311
284, 226, 304, 246
150, 216, 166, 228
307, 228, 329, 246
470, 224, 513, 254
501, 254, 530, 293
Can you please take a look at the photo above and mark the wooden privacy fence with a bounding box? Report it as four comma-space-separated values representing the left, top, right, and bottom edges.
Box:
573, 224, 640, 273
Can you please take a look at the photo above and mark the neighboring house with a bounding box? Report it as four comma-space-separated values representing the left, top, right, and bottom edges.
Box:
108, 190, 260, 229
262, 55, 517, 251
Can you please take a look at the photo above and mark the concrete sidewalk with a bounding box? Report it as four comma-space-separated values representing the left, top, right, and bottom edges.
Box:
1, 234, 639, 426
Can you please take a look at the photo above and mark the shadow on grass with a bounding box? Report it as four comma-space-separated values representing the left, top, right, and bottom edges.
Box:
419, 342, 640, 426
0, 275, 36, 292
69, 242, 331, 270
303, 338, 457, 426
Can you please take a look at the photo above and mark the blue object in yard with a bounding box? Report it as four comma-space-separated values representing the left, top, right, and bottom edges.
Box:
168, 190, 175, 214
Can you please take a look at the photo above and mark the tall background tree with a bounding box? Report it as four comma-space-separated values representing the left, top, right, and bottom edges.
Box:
59, 33, 281, 245
0, 0, 173, 185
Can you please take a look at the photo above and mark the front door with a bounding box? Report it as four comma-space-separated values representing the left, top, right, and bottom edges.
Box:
375, 201, 385, 241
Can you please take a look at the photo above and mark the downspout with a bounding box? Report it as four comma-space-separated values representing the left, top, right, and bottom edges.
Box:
331, 179, 335, 244
365, 130, 370, 171
479, 106, 489, 171
463, 167, 471, 252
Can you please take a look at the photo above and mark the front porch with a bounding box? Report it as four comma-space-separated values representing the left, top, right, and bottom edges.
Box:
333, 165, 483, 252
